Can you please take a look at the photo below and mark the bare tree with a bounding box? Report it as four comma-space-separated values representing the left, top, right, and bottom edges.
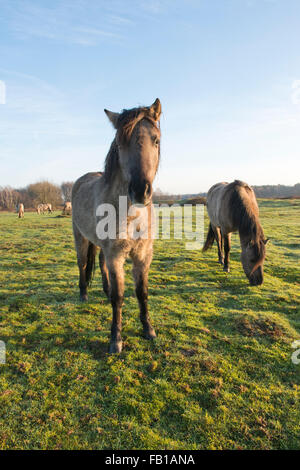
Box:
27, 181, 63, 208
0, 186, 20, 210
61, 181, 73, 202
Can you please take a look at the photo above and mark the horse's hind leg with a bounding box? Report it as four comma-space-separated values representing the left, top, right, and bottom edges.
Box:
223, 233, 231, 273
73, 224, 90, 301
99, 250, 110, 298
132, 251, 156, 341
214, 227, 224, 265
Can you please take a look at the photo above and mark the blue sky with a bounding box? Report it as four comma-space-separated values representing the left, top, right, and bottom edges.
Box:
0, 0, 300, 193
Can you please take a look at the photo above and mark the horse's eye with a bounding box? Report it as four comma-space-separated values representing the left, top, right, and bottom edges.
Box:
152, 137, 160, 146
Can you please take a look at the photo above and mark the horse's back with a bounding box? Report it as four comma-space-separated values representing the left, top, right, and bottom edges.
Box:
206, 182, 228, 227
72, 172, 103, 200
225, 180, 258, 213
207, 180, 258, 233
72, 172, 104, 243
207, 182, 227, 201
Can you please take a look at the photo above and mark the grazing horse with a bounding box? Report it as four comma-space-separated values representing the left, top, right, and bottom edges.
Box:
17, 203, 24, 218
62, 201, 72, 215
72, 99, 162, 353
37, 203, 52, 214
203, 180, 268, 286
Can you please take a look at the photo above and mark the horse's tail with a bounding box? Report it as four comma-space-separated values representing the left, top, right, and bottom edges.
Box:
203, 223, 215, 252
86, 242, 97, 286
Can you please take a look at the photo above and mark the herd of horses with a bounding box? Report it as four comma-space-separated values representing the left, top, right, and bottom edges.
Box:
16, 201, 72, 217
15, 99, 268, 353
72, 99, 268, 353
37, 203, 53, 215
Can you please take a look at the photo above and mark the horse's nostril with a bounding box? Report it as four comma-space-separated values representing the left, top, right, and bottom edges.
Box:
249, 275, 263, 286
129, 180, 152, 203
145, 183, 151, 198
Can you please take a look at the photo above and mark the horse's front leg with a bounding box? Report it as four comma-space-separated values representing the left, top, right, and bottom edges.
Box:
107, 257, 125, 353
132, 253, 156, 340
223, 233, 231, 272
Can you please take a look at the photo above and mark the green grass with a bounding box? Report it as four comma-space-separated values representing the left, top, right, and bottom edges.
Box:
0, 200, 299, 450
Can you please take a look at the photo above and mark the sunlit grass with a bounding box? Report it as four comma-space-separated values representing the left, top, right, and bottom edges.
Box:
0, 200, 299, 449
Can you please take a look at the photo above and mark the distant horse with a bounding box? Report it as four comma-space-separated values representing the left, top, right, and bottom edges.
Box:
37, 203, 52, 215
62, 201, 72, 215
72, 99, 162, 353
203, 180, 268, 286
17, 203, 24, 218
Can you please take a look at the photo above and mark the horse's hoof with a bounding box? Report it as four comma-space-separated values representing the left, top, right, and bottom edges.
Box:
80, 294, 88, 302
109, 341, 122, 354
223, 266, 230, 273
218, 259, 224, 265
143, 327, 157, 340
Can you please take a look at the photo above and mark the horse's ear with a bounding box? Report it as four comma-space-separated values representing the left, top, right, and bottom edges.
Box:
104, 109, 119, 128
149, 98, 162, 121
264, 238, 270, 245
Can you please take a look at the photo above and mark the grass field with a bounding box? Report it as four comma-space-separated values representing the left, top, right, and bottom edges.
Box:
0, 199, 299, 450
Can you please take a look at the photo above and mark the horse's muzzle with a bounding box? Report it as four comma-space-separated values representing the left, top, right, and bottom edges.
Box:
128, 180, 152, 205
249, 269, 263, 286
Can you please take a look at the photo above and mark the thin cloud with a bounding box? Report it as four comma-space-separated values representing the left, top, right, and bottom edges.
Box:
75, 27, 121, 39
0, 70, 101, 141
1, 0, 128, 46
140, 0, 169, 14
107, 14, 135, 26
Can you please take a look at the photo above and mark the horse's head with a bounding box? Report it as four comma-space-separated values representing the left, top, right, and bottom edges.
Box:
104, 99, 161, 205
241, 237, 269, 286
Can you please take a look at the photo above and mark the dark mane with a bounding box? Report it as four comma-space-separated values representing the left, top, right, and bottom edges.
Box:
103, 106, 160, 183
104, 139, 119, 183
228, 180, 266, 261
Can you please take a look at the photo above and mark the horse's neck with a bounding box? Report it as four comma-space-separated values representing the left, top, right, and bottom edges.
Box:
239, 232, 250, 249
239, 217, 262, 248
103, 169, 129, 210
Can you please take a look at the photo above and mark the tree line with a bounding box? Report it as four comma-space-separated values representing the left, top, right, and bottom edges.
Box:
251, 183, 300, 198
0, 181, 73, 211
1, 181, 299, 211
154, 183, 300, 202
